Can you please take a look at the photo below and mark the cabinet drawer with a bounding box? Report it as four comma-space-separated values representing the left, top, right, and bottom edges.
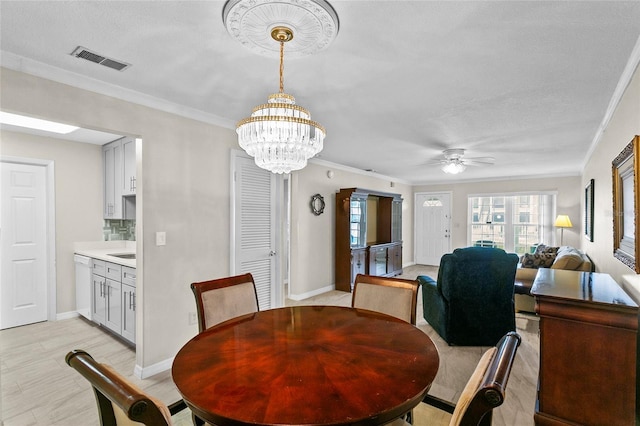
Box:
122, 266, 136, 287
92, 259, 106, 277
105, 262, 122, 281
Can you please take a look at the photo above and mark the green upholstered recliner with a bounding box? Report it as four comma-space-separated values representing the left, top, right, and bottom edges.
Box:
419, 247, 519, 346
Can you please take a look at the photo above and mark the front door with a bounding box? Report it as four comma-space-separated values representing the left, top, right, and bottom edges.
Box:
1, 161, 48, 329
415, 192, 451, 266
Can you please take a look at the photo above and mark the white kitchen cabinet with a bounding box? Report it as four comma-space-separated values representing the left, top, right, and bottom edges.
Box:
104, 278, 121, 334
122, 137, 136, 196
103, 136, 136, 218
92, 272, 106, 324
121, 266, 136, 343
90, 259, 135, 343
103, 139, 123, 219
122, 283, 136, 343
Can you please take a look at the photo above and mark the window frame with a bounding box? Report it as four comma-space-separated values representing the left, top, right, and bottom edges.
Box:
467, 192, 557, 254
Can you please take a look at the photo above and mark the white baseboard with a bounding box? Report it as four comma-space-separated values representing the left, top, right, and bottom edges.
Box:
134, 357, 174, 379
289, 284, 335, 301
56, 311, 80, 321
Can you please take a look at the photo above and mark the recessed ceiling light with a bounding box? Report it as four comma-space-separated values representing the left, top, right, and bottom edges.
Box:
0, 112, 79, 134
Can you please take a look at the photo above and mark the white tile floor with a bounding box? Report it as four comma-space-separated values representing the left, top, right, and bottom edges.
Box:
1, 265, 538, 425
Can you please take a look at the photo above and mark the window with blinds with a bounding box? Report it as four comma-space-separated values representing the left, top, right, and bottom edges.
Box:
468, 193, 556, 254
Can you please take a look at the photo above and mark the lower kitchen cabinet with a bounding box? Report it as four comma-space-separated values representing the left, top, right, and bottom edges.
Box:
90, 259, 135, 344
104, 278, 121, 334
92, 272, 106, 325
121, 266, 136, 343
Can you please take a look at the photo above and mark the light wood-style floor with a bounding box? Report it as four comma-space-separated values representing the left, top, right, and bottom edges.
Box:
1, 265, 539, 425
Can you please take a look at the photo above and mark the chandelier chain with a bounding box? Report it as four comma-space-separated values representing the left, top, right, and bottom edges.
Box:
279, 40, 284, 93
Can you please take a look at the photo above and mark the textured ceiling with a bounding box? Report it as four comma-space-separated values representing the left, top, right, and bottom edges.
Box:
1, 1, 640, 183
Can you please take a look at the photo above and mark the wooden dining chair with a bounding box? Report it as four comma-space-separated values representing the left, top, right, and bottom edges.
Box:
65, 349, 189, 426
191, 272, 259, 332
388, 331, 522, 426
352, 274, 420, 325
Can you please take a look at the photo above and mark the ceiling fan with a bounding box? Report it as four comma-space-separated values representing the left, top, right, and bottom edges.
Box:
427, 149, 495, 174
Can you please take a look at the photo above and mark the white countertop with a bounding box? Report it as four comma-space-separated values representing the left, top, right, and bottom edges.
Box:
74, 241, 136, 268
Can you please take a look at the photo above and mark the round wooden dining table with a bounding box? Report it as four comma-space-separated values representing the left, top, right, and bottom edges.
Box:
172, 305, 439, 426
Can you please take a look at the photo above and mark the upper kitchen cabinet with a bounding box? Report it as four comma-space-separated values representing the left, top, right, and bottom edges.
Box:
103, 136, 136, 219
122, 137, 136, 196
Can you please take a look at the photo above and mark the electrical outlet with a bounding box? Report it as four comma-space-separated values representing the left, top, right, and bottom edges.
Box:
189, 312, 197, 325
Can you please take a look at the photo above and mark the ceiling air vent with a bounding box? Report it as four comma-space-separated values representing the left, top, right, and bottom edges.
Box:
70, 46, 131, 71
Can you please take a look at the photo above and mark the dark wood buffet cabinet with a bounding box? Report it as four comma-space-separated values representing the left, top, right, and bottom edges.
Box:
335, 188, 402, 292
531, 269, 639, 426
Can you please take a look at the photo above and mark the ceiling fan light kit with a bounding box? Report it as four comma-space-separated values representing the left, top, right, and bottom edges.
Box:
431, 148, 495, 175
441, 161, 467, 174
223, 0, 339, 174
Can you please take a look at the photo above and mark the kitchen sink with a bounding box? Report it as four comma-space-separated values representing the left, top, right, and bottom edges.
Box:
108, 253, 136, 259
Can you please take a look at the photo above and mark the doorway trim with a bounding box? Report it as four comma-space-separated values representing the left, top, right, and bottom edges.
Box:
1, 155, 57, 322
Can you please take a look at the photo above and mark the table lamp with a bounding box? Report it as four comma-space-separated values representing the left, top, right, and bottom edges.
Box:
554, 215, 572, 245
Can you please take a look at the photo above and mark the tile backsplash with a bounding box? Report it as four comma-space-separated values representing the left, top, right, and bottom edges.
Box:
103, 219, 136, 241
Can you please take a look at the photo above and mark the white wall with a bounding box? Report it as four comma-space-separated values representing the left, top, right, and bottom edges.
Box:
1, 130, 103, 314
1, 68, 237, 369
413, 176, 582, 251
0, 68, 411, 371
582, 59, 640, 283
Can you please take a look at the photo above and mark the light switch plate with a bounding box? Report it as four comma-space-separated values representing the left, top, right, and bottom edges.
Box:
156, 231, 166, 246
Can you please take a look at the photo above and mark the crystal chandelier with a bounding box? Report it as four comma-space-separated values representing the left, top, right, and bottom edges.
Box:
236, 27, 326, 174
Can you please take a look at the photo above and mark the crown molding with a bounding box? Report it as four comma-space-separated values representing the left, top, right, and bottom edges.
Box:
583, 33, 640, 170
0, 51, 236, 130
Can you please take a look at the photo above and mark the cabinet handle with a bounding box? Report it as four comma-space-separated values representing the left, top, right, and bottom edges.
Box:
132, 292, 136, 310
100, 282, 103, 297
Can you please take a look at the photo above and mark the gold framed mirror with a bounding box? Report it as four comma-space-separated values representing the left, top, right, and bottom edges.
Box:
612, 135, 640, 272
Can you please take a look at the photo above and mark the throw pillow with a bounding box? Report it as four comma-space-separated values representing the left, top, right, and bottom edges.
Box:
520, 253, 556, 269
535, 244, 560, 255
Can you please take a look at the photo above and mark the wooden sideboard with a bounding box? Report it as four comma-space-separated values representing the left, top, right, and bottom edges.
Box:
531, 268, 639, 426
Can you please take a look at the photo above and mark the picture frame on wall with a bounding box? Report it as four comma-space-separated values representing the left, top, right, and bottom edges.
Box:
585, 178, 594, 242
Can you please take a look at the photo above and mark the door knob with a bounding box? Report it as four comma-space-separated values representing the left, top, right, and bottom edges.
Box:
269, 251, 276, 256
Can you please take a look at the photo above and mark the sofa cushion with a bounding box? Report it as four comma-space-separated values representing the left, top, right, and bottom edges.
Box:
551, 247, 584, 270
521, 252, 556, 268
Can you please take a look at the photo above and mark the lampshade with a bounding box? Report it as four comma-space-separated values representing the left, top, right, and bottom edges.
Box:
554, 215, 573, 228
441, 160, 466, 174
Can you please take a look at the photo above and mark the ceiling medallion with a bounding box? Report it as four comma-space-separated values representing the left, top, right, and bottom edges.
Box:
222, 0, 340, 58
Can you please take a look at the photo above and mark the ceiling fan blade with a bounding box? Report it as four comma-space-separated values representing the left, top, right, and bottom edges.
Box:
464, 158, 495, 167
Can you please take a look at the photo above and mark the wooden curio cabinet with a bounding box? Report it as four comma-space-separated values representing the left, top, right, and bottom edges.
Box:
335, 188, 403, 292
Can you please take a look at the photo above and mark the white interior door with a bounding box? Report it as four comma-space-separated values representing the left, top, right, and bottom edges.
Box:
232, 153, 280, 310
415, 192, 451, 266
1, 161, 48, 329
